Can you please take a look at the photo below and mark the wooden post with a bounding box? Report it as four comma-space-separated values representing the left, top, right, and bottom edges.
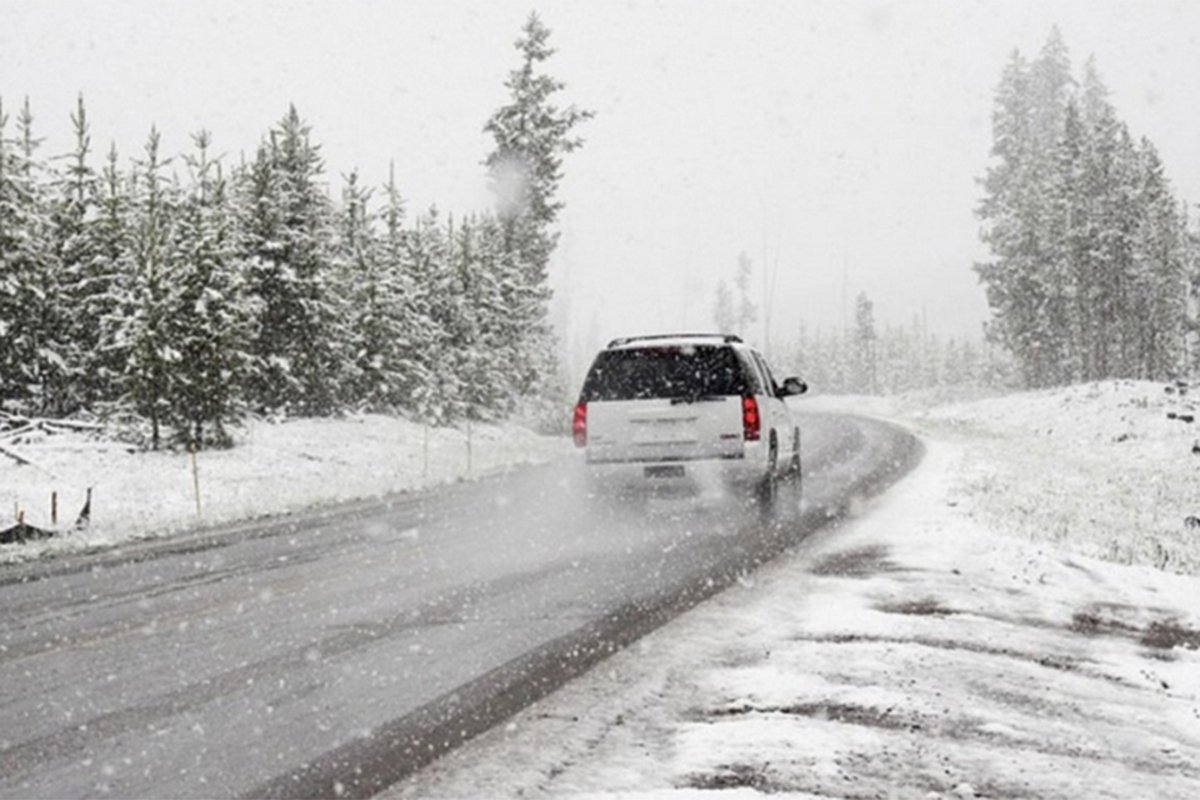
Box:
190, 444, 203, 519
466, 416, 473, 475
51, 491, 57, 526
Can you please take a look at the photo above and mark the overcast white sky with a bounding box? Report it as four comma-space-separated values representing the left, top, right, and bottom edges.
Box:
4, 0, 1200, 374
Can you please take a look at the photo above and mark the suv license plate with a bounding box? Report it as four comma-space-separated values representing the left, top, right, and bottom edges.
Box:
645, 465, 685, 479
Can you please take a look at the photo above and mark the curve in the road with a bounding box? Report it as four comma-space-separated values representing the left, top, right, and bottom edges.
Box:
247, 413, 923, 799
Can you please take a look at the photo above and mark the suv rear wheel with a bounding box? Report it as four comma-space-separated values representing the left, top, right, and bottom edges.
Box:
787, 429, 802, 487
756, 434, 779, 508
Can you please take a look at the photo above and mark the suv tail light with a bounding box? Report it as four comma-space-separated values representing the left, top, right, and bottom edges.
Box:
742, 395, 760, 441
573, 402, 587, 447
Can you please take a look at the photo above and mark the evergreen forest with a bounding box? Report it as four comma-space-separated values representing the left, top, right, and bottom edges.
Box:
976, 28, 1198, 388
0, 14, 590, 449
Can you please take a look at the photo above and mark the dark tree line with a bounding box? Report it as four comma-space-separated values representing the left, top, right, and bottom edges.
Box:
705, 251, 1007, 396
785, 292, 1012, 396
977, 28, 1199, 388
0, 13, 589, 448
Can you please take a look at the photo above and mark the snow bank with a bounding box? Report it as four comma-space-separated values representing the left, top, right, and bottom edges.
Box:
804, 381, 1200, 575
0, 414, 570, 563
913, 380, 1200, 575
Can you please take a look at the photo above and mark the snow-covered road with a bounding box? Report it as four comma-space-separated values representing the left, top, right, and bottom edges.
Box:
0, 413, 916, 799
393, 391, 1200, 800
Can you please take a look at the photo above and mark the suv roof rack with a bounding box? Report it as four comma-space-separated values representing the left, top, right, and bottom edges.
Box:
606, 333, 743, 348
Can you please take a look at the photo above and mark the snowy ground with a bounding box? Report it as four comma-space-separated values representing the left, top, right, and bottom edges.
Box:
813, 380, 1200, 576
391, 381, 1200, 799
4, 382, 1199, 797
0, 413, 570, 563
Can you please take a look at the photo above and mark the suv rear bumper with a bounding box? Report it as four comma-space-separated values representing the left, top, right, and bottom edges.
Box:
582, 445, 767, 496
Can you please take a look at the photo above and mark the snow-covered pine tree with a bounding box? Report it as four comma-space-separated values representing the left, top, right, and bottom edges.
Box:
852, 291, 877, 393
880, 323, 912, 393
49, 94, 103, 414
788, 320, 810, 388
1047, 98, 1091, 382
0, 99, 59, 414
482, 211, 556, 414
815, 328, 837, 393
1075, 61, 1122, 379
89, 143, 133, 406
1070, 64, 1110, 380
404, 207, 459, 424
799, 327, 826, 393
240, 106, 347, 416
734, 252, 757, 337
443, 215, 487, 421
1097, 118, 1143, 378
483, 13, 592, 409
1131, 138, 1189, 379
110, 128, 179, 449
14, 100, 73, 416
942, 338, 965, 385
1185, 206, 1200, 377
166, 131, 253, 446
962, 339, 985, 385
1022, 30, 1077, 385
376, 164, 431, 411
976, 50, 1045, 386
335, 168, 424, 412
334, 169, 373, 408
831, 328, 852, 393
873, 323, 896, 393
977, 31, 1092, 387
816, 328, 849, 394
484, 13, 592, 280
1029, 27, 1074, 156
902, 322, 926, 393
0, 99, 34, 410
712, 279, 735, 333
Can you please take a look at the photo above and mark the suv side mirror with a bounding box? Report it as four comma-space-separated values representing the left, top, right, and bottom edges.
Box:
780, 377, 807, 397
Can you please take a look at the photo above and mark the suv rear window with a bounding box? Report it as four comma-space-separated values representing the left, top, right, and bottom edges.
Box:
580, 346, 749, 402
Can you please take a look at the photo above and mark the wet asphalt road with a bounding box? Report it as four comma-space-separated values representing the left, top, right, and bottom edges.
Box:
0, 412, 920, 799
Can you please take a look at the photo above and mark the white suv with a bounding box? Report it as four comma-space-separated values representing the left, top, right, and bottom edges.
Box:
573, 333, 806, 502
